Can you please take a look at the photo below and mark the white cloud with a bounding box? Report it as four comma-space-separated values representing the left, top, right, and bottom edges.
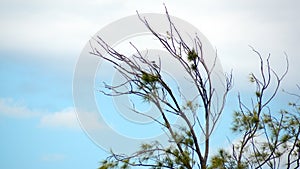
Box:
41, 153, 66, 162
39, 107, 80, 130
0, 97, 83, 130
0, 12, 97, 55
0, 98, 40, 118
76, 110, 107, 131
0, 0, 125, 56
1, 0, 299, 88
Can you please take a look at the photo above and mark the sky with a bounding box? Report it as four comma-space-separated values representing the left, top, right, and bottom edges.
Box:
0, 0, 299, 169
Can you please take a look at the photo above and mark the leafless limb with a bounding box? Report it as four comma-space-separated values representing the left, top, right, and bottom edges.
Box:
95, 5, 232, 169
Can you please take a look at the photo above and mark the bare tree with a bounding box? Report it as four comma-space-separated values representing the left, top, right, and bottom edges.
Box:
209, 48, 299, 169
91, 5, 232, 169
88, 5, 298, 169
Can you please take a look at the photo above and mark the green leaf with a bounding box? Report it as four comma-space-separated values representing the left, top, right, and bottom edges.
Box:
187, 49, 198, 61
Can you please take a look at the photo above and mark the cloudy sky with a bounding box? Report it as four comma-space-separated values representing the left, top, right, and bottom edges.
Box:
0, 0, 299, 169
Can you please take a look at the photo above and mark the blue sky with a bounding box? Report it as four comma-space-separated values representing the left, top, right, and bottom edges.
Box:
0, 0, 299, 169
